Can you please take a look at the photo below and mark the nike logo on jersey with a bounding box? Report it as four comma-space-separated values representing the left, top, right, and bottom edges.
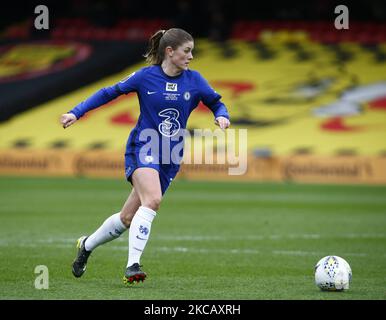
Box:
147, 91, 157, 95
136, 235, 147, 240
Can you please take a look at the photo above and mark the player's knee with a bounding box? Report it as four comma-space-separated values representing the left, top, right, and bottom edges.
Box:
143, 196, 162, 211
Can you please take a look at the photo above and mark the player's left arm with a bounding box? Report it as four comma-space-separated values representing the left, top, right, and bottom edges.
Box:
197, 73, 230, 130
211, 101, 231, 130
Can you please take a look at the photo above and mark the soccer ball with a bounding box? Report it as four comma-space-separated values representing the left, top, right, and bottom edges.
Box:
314, 255, 352, 291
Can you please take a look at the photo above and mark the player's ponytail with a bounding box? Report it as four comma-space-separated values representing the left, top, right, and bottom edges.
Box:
144, 28, 193, 65
144, 30, 165, 65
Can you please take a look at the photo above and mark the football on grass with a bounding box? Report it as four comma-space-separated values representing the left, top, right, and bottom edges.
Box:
314, 255, 352, 291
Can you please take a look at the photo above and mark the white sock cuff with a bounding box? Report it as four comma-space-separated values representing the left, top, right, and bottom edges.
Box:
137, 206, 156, 223
113, 212, 127, 231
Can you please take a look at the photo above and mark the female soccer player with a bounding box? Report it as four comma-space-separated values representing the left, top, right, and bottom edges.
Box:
60, 28, 230, 285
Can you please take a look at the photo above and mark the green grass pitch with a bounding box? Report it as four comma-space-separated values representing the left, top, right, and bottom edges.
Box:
0, 176, 385, 300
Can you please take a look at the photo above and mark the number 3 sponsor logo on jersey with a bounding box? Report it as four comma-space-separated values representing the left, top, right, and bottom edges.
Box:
158, 108, 180, 137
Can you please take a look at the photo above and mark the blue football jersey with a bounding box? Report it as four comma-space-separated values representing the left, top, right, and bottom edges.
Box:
119, 66, 228, 128
69, 65, 230, 165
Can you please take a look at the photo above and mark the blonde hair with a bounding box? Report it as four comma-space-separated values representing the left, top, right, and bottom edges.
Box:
143, 28, 193, 65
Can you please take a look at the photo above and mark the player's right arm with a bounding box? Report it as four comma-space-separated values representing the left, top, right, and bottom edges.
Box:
60, 113, 77, 128
60, 70, 142, 129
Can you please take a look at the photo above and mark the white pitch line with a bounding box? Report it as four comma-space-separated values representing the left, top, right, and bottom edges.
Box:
0, 233, 386, 246
153, 233, 386, 241
0, 241, 379, 258
167, 192, 386, 204
272, 250, 368, 257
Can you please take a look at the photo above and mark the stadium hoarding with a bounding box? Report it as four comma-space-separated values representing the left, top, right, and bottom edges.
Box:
280, 155, 386, 184
0, 149, 123, 178
0, 149, 74, 176
0, 149, 385, 184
